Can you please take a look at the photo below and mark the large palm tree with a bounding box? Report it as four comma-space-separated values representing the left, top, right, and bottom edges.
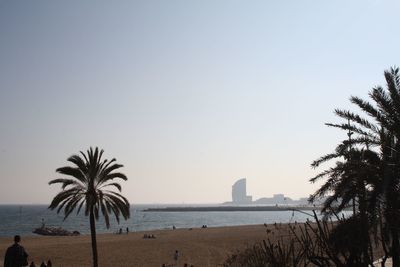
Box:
310, 143, 380, 266
311, 67, 400, 266
48, 147, 130, 267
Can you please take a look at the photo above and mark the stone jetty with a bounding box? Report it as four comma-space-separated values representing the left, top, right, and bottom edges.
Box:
33, 226, 80, 236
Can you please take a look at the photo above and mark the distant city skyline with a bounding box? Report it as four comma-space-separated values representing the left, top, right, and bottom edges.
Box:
228, 178, 309, 205
1, 0, 399, 204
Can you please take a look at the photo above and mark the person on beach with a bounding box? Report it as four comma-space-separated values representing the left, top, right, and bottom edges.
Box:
174, 250, 179, 261
4, 235, 29, 267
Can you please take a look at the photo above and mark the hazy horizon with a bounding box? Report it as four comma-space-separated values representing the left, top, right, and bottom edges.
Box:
1, 0, 399, 204
0, 190, 309, 205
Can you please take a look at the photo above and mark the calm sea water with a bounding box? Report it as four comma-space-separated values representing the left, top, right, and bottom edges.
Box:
0, 204, 320, 237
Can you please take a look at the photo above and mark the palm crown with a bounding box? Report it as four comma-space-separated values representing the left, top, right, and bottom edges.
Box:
49, 147, 130, 227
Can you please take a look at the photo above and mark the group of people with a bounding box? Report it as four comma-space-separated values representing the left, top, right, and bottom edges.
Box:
143, 233, 156, 239
117, 227, 129, 234
29, 260, 52, 267
4, 235, 52, 267
161, 250, 194, 267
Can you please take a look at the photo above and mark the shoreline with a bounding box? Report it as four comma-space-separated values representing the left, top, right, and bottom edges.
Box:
0, 204, 324, 238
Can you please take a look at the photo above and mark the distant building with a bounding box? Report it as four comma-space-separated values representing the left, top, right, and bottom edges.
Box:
273, 194, 285, 203
221, 178, 311, 206
232, 178, 252, 204
254, 194, 293, 205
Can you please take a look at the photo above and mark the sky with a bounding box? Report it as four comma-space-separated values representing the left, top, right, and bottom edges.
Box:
0, 0, 399, 204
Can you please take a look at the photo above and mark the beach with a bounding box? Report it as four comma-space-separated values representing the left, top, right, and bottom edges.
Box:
0, 224, 280, 267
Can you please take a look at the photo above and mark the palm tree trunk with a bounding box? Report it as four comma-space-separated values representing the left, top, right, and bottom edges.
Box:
89, 207, 98, 267
359, 197, 371, 265
392, 228, 400, 267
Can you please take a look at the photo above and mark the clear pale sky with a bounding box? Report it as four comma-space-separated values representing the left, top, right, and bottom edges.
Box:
0, 0, 399, 204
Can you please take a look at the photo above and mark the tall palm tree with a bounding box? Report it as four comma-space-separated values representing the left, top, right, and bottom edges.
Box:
310, 145, 381, 266
311, 67, 400, 266
332, 68, 400, 266
48, 147, 130, 267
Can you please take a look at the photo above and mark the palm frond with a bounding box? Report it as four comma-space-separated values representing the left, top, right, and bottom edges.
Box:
67, 155, 87, 173
55, 167, 86, 184
334, 109, 379, 134
100, 182, 122, 192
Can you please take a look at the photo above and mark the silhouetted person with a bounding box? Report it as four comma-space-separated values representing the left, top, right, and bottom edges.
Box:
174, 250, 179, 261
119, 228, 122, 234
39, 262, 46, 267
126, 227, 129, 234
29, 262, 35, 267
4, 235, 28, 267
46, 260, 52, 267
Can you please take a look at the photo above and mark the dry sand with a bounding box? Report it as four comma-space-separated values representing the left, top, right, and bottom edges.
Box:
0, 224, 289, 267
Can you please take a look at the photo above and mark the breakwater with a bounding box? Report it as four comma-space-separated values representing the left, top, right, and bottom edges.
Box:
143, 206, 319, 212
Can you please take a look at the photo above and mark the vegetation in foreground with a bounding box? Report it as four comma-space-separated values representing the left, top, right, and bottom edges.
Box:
225, 67, 400, 267
48, 147, 130, 267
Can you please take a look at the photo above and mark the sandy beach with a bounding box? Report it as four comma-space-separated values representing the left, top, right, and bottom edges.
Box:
0, 224, 284, 267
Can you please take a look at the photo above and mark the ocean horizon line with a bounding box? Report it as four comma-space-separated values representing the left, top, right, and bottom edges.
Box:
0, 202, 225, 207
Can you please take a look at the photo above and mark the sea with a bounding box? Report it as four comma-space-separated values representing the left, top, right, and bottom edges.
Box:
0, 204, 323, 237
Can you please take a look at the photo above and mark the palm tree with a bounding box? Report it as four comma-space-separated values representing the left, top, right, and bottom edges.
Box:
330, 68, 400, 266
310, 143, 380, 266
48, 147, 130, 267
311, 67, 400, 266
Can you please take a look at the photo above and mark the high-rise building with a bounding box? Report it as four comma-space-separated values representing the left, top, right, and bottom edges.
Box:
232, 178, 252, 204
